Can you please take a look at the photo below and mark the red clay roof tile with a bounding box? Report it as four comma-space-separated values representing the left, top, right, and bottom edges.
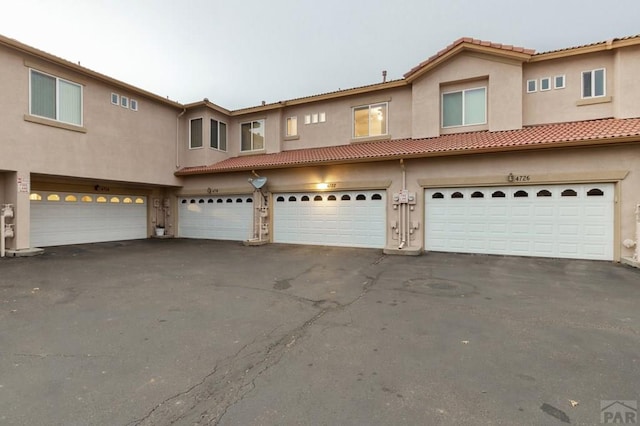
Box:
175, 118, 640, 176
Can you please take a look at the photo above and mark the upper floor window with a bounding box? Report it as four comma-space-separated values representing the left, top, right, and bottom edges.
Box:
353, 103, 387, 138
526, 79, 537, 93
582, 68, 605, 98
30, 69, 82, 126
442, 87, 486, 128
540, 77, 551, 91
190, 118, 203, 149
286, 116, 298, 137
241, 119, 265, 151
210, 119, 227, 151
554, 75, 565, 89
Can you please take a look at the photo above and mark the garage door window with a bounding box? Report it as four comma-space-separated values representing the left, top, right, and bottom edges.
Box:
492, 191, 505, 198
561, 189, 577, 197
65, 195, 77, 202
537, 190, 552, 197
588, 188, 604, 196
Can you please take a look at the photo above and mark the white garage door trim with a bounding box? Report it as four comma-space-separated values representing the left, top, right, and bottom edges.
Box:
178, 195, 254, 241
30, 191, 147, 247
425, 184, 614, 260
273, 190, 386, 248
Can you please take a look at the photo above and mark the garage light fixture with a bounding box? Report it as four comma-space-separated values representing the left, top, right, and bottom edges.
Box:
316, 183, 329, 190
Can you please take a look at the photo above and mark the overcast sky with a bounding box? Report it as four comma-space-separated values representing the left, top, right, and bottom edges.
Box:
2, 0, 639, 110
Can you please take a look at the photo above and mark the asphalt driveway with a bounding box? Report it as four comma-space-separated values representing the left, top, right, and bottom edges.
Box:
1, 239, 638, 425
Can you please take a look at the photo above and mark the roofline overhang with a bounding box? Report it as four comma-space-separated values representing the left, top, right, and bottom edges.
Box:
404, 43, 532, 83
0, 34, 185, 110
531, 36, 640, 62
174, 135, 640, 176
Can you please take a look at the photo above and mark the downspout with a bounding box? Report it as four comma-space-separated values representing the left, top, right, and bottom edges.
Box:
399, 159, 407, 249
176, 108, 186, 169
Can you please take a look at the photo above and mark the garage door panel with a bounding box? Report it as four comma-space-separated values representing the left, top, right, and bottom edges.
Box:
178, 196, 253, 241
31, 192, 147, 247
426, 184, 613, 260
274, 191, 385, 248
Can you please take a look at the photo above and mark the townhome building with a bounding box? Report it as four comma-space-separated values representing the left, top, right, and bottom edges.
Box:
1, 34, 639, 263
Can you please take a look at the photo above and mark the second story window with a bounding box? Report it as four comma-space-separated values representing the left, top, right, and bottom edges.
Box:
241, 119, 265, 151
442, 87, 486, 128
30, 69, 82, 126
210, 119, 227, 151
286, 117, 297, 137
190, 118, 203, 149
353, 103, 387, 138
582, 68, 605, 98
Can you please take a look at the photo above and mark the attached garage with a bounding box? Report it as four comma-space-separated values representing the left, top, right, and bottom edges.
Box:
30, 191, 147, 247
273, 190, 386, 248
178, 195, 253, 241
425, 184, 614, 260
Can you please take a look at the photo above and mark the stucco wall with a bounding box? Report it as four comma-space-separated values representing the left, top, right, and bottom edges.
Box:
523, 51, 615, 125
411, 52, 523, 139
0, 45, 182, 186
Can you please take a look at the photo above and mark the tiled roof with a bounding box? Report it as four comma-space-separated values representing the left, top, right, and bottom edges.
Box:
404, 37, 535, 79
535, 34, 640, 56
175, 118, 640, 176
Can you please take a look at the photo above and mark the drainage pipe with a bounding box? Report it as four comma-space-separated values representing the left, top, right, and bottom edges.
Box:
398, 159, 407, 249
635, 203, 640, 260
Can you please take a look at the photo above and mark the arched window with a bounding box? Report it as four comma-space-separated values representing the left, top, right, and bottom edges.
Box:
514, 190, 528, 198
207, 199, 214, 203
181, 199, 187, 204
110, 197, 120, 203
236, 198, 243, 203
82, 195, 93, 203
432, 192, 444, 199
451, 192, 463, 199
301, 195, 310, 201
198, 199, 204, 204
226, 198, 233, 203
247, 198, 253, 203
314, 195, 323, 201
372, 193, 382, 200
356, 194, 366, 200
47, 194, 60, 201
537, 190, 552, 197
341, 194, 351, 200
30, 193, 42, 201
276, 196, 285, 202
288, 196, 297, 202
217, 199, 223, 203
135, 198, 145, 204
190, 199, 196, 204
492, 191, 505, 198
471, 191, 484, 198
64, 195, 77, 202
561, 189, 577, 197
96, 196, 107, 203
587, 188, 604, 196
327, 195, 337, 201
123, 197, 133, 204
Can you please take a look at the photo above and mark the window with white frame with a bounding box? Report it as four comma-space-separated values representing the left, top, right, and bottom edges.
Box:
190, 118, 203, 149
111, 93, 119, 105
582, 68, 605, 98
286, 116, 297, 137
442, 87, 486, 128
120, 96, 128, 108
319, 112, 326, 122
540, 77, 551, 91
241, 119, 265, 151
130, 99, 138, 111
554, 75, 565, 89
353, 103, 387, 138
210, 119, 227, 151
30, 69, 82, 126
526, 79, 537, 93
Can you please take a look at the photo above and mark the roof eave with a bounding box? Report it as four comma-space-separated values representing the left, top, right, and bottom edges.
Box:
531, 37, 640, 62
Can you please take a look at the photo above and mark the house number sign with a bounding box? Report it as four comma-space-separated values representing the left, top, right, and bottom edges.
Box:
507, 173, 530, 183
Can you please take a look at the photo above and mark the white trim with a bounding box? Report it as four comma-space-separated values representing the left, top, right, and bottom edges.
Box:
352, 102, 389, 139
441, 86, 487, 128
120, 96, 129, 108
581, 68, 606, 99
130, 99, 138, 111
29, 68, 84, 127
189, 117, 204, 150
111, 93, 119, 105
526, 79, 537, 93
540, 77, 551, 91
240, 119, 266, 152
554, 75, 565, 89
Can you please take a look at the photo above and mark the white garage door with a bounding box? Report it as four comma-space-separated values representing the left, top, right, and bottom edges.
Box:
30, 192, 147, 247
273, 190, 386, 248
425, 184, 614, 260
178, 195, 253, 241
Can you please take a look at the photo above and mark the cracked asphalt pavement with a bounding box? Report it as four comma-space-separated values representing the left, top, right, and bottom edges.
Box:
1, 239, 639, 425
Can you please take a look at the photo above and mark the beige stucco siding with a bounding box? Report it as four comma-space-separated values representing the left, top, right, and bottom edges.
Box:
523, 51, 615, 125
0, 45, 182, 186
614, 45, 640, 119
411, 52, 523, 138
